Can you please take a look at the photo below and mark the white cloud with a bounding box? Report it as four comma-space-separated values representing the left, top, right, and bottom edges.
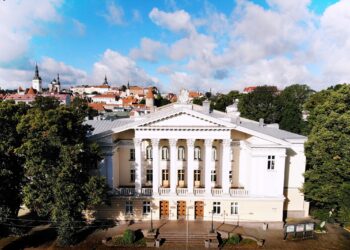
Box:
0, 0, 62, 63
149, 8, 195, 34
129, 38, 167, 62
92, 49, 158, 85
0, 57, 87, 89
72, 19, 86, 36
104, 1, 125, 25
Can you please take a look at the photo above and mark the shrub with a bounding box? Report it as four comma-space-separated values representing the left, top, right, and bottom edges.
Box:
122, 229, 135, 244
226, 234, 241, 245
311, 208, 335, 222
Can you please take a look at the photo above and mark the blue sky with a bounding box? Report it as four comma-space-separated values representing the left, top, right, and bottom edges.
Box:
0, 0, 348, 92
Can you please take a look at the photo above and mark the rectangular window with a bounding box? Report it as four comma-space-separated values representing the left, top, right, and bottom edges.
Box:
143, 201, 151, 215
162, 169, 169, 181
229, 170, 232, 183
146, 169, 153, 182
130, 148, 135, 161
231, 202, 239, 215
211, 170, 216, 182
213, 202, 221, 214
267, 155, 275, 170
125, 201, 133, 214
194, 170, 201, 181
130, 169, 135, 182
178, 170, 185, 181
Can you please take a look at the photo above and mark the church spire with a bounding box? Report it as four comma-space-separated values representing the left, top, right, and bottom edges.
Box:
33, 63, 41, 80
57, 74, 61, 85
103, 75, 109, 86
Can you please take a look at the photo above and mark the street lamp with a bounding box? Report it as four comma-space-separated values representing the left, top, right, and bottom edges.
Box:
210, 209, 215, 233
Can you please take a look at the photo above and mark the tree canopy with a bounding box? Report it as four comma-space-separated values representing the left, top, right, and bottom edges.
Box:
303, 84, 350, 224
0, 101, 29, 235
15, 97, 108, 245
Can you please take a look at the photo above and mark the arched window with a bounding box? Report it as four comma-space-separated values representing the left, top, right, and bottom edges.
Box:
194, 146, 201, 160
146, 146, 152, 160
178, 146, 185, 160
212, 146, 217, 161
161, 146, 169, 160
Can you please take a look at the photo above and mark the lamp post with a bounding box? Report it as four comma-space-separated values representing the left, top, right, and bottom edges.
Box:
210, 209, 215, 233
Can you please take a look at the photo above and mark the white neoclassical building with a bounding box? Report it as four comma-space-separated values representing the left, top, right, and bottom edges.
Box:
87, 90, 309, 223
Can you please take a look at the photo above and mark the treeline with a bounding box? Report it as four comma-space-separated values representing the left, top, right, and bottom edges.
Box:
195, 84, 350, 225
0, 97, 108, 245
194, 84, 314, 135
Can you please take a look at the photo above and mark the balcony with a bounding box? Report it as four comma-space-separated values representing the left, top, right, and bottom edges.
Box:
194, 188, 205, 196
230, 188, 249, 197
176, 188, 188, 196
115, 187, 135, 196
115, 187, 152, 196
211, 188, 223, 196
159, 187, 171, 195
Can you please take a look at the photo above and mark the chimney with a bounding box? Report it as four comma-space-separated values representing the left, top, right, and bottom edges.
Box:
202, 100, 210, 114
259, 118, 264, 127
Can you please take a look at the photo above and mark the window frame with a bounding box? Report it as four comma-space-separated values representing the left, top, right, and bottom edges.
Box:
212, 146, 217, 161
178, 169, 185, 181
130, 169, 135, 183
267, 155, 275, 170
129, 148, 135, 161
162, 169, 169, 181
143, 201, 151, 215
213, 202, 221, 214
231, 201, 239, 215
125, 201, 133, 214
211, 170, 216, 182
194, 170, 201, 182
146, 169, 153, 182
161, 146, 169, 160
194, 146, 201, 160
146, 146, 152, 160
178, 146, 185, 161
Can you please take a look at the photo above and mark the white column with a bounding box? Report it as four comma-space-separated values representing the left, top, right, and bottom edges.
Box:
221, 139, 231, 194
169, 139, 178, 194
134, 138, 142, 194
204, 139, 213, 195
151, 138, 160, 195
187, 139, 195, 194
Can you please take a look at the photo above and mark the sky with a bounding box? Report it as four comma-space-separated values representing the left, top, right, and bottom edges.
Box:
0, 0, 349, 93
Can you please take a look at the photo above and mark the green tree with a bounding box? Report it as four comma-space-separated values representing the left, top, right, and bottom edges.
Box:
16, 97, 108, 245
154, 94, 170, 107
0, 101, 29, 236
303, 84, 350, 223
238, 86, 279, 123
277, 84, 314, 134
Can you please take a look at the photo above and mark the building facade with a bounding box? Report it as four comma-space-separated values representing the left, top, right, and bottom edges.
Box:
87, 91, 309, 223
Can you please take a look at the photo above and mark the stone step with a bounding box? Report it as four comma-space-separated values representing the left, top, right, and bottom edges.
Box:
158, 234, 216, 243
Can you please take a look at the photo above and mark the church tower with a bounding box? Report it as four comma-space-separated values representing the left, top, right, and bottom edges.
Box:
32, 64, 42, 93
146, 87, 154, 109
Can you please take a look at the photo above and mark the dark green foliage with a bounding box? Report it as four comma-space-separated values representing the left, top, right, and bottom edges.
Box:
193, 91, 241, 112
0, 101, 29, 236
123, 229, 135, 244
277, 84, 314, 134
154, 94, 171, 107
239, 86, 280, 123
303, 84, 350, 224
139, 98, 146, 104
226, 234, 241, 245
16, 97, 108, 246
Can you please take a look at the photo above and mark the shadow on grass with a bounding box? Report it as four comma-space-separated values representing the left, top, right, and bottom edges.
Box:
74, 219, 117, 245
3, 227, 57, 250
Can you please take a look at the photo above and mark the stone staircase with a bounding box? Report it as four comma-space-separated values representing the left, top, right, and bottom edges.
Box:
158, 232, 216, 245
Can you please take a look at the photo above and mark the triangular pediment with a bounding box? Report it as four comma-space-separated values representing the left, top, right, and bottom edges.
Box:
140, 111, 224, 127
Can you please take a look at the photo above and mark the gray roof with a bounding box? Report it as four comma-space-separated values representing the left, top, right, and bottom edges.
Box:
85, 103, 306, 141
85, 119, 133, 135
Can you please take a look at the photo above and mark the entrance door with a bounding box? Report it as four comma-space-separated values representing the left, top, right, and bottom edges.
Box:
195, 201, 204, 219
160, 200, 169, 219
177, 201, 186, 219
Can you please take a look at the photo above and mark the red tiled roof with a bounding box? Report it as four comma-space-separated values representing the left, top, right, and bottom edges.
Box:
88, 103, 105, 111
243, 86, 257, 93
